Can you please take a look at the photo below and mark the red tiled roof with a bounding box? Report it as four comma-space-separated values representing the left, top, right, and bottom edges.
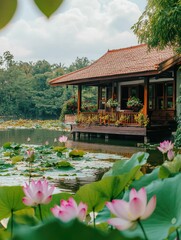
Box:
50, 44, 179, 85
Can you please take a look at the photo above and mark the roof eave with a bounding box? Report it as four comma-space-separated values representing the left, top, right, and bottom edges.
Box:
50, 70, 160, 86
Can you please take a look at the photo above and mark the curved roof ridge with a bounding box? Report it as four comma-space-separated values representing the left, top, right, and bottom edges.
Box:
108, 43, 147, 53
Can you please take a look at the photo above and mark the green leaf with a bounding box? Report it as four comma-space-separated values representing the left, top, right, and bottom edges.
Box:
131, 168, 159, 189
13, 218, 139, 240
75, 166, 140, 213
69, 149, 85, 158
34, 0, 64, 18
121, 174, 181, 240
11, 155, 24, 164
158, 165, 171, 179
158, 155, 181, 179
0, 0, 17, 29
104, 152, 149, 177
0, 186, 28, 220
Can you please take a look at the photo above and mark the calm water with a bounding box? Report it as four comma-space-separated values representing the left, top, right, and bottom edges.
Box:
0, 128, 163, 164
0, 128, 70, 146
0, 128, 163, 191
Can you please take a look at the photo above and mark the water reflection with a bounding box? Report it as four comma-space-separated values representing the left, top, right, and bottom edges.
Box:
0, 128, 70, 146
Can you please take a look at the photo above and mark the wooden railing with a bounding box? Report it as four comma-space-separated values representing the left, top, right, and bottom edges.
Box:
76, 110, 139, 126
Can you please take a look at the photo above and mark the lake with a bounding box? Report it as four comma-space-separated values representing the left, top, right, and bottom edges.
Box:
0, 128, 163, 191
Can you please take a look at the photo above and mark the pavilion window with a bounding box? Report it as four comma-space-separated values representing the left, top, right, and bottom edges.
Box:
156, 82, 173, 110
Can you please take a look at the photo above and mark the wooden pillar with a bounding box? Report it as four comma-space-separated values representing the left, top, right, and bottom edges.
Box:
143, 77, 149, 115
98, 86, 101, 109
78, 85, 82, 113
173, 68, 177, 110
112, 82, 114, 99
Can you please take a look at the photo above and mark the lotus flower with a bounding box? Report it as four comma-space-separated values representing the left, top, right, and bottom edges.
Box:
106, 188, 156, 230
22, 180, 54, 206
167, 149, 175, 161
59, 135, 68, 143
27, 149, 34, 158
157, 140, 174, 154
51, 197, 87, 222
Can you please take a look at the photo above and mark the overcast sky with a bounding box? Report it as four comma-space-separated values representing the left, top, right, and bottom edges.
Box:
0, 0, 147, 66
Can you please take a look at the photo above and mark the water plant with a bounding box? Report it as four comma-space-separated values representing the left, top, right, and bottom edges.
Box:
1, 141, 181, 239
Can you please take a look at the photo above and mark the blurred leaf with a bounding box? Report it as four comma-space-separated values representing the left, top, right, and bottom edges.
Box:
104, 152, 149, 177
13, 218, 140, 240
11, 155, 24, 164
0, 186, 28, 220
69, 149, 85, 158
0, 0, 17, 29
75, 166, 140, 213
159, 155, 181, 179
34, 0, 64, 18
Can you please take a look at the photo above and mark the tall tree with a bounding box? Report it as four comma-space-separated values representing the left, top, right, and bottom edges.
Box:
67, 57, 92, 73
132, 0, 181, 52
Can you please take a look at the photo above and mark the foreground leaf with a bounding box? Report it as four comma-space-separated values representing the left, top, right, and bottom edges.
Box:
104, 152, 148, 177
34, 0, 64, 18
0, 0, 17, 29
0, 186, 28, 220
13, 218, 141, 240
121, 173, 181, 240
75, 166, 140, 213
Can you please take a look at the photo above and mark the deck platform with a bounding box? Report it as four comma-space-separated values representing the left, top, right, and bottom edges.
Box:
71, 124, 173, 143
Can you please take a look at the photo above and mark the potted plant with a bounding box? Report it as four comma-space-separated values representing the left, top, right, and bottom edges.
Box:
134, 110, 149, 127
127, 96, 143, 112
106, 98, 119, 108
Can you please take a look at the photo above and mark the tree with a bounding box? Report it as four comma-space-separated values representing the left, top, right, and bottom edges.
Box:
67, 57, 92, 73
132, 0, 181, 52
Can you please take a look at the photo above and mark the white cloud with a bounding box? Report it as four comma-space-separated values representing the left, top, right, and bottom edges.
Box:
0, 0, 145, 65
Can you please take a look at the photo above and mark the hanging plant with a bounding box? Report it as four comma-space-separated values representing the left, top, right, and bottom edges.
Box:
106, 98, 119, 108
127, 96, 143, 111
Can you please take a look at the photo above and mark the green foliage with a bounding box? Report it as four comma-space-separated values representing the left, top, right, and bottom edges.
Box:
121, 174, 181, 240
11, 155, 24, 164
34, 0, 64, 18
0, 51, 92, 119
60, 97, 77, 121
75, 166, 141, 213
174, 126, 181, 147
55, 161, 74, 169
13, 218, 135, 240
132, 0, 181, 53
69, 149, 85, 158
104, 152, 148, 177
0, 186, 29, 220
159, 154, 181, 178
0, 0, 17, 29
53, 146, 66, 152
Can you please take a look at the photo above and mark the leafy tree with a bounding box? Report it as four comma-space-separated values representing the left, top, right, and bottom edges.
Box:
132, 0, 181, 52
67, 57, 92, 73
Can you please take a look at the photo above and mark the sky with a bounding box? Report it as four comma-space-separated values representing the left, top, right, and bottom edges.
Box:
0, 0, 147, 66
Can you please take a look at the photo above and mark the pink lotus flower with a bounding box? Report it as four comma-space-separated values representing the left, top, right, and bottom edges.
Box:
51, 197, 87, 222
106, 188, 156, 230
167, 149, 175, 161
27, 149, 34, 158
58, 135, 68, 143
22, 180, 54, 206
157, 140, 174, 154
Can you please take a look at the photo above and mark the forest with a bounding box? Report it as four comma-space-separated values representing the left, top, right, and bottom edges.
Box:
0, 51, 97, 120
